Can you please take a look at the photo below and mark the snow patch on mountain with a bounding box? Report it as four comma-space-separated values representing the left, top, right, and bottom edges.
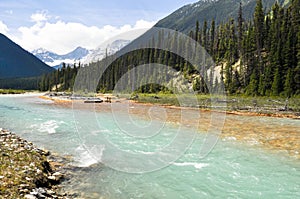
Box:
32, 40, 131, 68
32, 46, 90, 67
82, 39, 131, 64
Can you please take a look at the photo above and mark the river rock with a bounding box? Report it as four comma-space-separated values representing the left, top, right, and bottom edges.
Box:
1, 129, 75, 198
25, 194, 37, 199
48, 172, 63, 183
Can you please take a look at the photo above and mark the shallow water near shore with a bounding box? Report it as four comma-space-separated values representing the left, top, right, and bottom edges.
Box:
0, 94, 299, 198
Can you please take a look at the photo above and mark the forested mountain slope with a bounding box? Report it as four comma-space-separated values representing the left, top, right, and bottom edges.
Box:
155, 0, 288, 33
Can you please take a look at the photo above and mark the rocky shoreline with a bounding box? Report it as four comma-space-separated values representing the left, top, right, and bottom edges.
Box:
0, 129, 77, 199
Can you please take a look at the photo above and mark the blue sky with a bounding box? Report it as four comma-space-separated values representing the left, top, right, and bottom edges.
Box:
0, 0, 195, 53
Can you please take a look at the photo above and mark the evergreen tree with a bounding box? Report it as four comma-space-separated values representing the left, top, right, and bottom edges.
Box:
195, 20, 200, 42
237, 1, 244, 57
210, 19, 216, 55
272, 67, 281, 96
247, 69, 258, 96
202, 20, 208, 49
254, 0, 264, 70
295, 31, 300, 94
258, 73, 266, 96
284, 68, 293, 97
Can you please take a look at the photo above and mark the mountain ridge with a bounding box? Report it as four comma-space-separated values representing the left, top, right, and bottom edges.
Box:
0, 33, 54, 79
155, 0, 288, 33
83, 39, 131, 64
32, 46, 91, 67
32, 40, 131, 68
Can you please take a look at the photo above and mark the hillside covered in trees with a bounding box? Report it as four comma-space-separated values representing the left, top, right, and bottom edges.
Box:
40, 0, 300, 98
155, 0, 289, 33
187, 0, 300, 96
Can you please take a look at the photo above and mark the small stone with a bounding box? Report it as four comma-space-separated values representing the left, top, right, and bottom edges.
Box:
36, 169, 42, 174
37, 193, 46, 199
24, 194, 37, 199
29, 191, 38, 195
20, 188, 29, 193
49, 172, 64, 182
52, 172, 63, 177
47, 189, 55, 195
19, 184, 29, 188
48, 175, 55, 180
42, 150, 50, 156
37, 187, 46, 194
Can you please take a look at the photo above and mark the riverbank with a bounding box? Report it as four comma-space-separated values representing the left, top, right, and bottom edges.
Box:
41, 92, 300, 119
0, 89, 26, 94
133, 93, 300, 119
0, 129, 75, 198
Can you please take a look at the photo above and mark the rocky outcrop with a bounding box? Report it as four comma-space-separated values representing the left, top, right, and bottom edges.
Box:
0, 129, 75, 198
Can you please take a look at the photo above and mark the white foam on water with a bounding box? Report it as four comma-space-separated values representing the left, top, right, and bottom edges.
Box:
30, 120, 64, 134
99, 129, 110, 133
73, 145, 105, 167
172, 162, 209, 170
135, 150, 154, 155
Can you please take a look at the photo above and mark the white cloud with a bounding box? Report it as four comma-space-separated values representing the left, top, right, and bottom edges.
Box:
134, 20, 156, 29
30, 10, 50, 23
0, 21, 9, 34
12, 11, 156, 54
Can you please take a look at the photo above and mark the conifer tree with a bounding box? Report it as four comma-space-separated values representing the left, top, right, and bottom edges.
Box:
272, 67, 281, 96
247, 69, 258, 96
196, 20, 200, 42
210, 19, 216, 55
237, 1, 243, 57
284, 68, 293, 97
254, 0, 264, 71
202, 20, 207, 49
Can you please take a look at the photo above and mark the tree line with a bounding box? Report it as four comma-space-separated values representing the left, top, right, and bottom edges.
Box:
40, 0, 300, 97
39, 63, 79, 91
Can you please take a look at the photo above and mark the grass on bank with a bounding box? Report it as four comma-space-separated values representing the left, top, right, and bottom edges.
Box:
0, 89, 26, 94
120, 92, 300, 113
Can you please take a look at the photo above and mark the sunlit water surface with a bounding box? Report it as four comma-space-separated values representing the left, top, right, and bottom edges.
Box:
0, 95, 299, 198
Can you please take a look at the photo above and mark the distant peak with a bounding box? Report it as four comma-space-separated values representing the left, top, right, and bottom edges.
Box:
32, 48, 49, 54
75, 46, 85, 50
71, 46, 89, 52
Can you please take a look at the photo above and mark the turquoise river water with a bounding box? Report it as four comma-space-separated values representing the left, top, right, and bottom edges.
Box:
0, 94, 299, 198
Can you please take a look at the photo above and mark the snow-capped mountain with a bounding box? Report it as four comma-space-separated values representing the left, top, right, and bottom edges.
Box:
32, 39, 131, 69
32, 47, 90, 68
83, 39, 131, 64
